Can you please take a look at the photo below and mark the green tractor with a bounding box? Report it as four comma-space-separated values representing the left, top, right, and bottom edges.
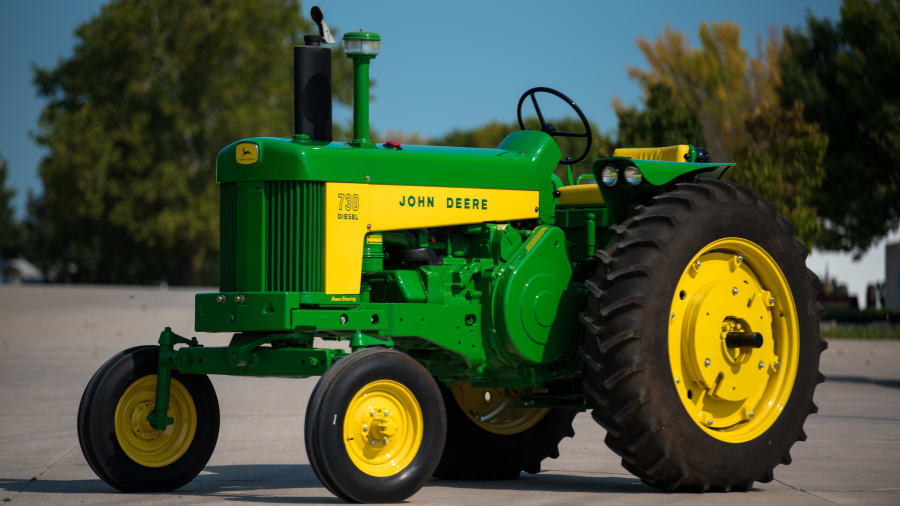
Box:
77, 7, 825, 503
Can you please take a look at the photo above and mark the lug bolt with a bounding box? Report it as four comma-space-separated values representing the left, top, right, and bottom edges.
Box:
216, 295, 226, 304
370, 410, 375, 417
363, 424, 368, 432
736, 255, 743, 264
749, 411, 755, 418
707, 418, 714, 426
769, 296, 776, 305
671, 313, 676, 320
384, 410, 389, 416
384, 439, 389, 445
732, 287, 738, 295
704, 358, 711, 367
370, 440, 376, 446
234, 294, 245, 303
774, 360, 781, 368
758, 361, 765, 369
675, 377, 680, 384
695, 261, 702, 269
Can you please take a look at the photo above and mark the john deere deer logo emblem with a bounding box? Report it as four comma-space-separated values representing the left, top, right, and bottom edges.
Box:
235, 143, 259, 165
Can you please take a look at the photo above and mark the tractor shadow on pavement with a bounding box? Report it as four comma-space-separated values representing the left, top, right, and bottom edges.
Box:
431, 472, 657, 495
0, 465, 669, 502
0, 465, 344, 504
824, 374, 900, 390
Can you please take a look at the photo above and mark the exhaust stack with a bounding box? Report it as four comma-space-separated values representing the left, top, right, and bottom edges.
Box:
293, 6, 333, 141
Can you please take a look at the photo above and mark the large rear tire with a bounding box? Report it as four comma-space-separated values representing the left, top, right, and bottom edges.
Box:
580, 180, 825, 491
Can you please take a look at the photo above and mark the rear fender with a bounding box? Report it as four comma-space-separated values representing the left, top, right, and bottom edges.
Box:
592, 157, 735, 224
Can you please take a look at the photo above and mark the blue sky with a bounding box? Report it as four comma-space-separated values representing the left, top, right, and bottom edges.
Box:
2, 0, 896, 300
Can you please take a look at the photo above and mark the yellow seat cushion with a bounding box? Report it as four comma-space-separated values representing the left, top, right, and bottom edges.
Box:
556, 184, 604, 206
613, 145, 690, 162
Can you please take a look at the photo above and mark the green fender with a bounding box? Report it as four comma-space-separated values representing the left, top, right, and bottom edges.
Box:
592, 156, 735, 224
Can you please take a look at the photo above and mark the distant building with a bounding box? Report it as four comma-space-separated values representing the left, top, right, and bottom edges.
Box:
814, 271, 858, 310
887, 242, 900, 310
0, 258, 43, 284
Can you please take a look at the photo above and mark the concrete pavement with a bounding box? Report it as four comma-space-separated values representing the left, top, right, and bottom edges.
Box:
1, 284, 898, 505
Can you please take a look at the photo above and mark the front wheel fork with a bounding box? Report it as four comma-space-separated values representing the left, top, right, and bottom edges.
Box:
147, 327, 199, 431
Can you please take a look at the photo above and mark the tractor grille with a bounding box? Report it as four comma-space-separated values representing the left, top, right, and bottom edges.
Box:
218, 181, 324, 292
264, 181, 324, 292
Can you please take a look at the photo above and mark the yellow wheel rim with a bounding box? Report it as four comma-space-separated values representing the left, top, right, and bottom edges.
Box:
343, 380, 423, 477
668, 238, 799, 443
450, 382, 549, 435
114, 375, 197, 467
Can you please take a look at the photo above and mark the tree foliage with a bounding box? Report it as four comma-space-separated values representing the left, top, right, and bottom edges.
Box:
31, 0, 354, 284
0, 156, 23, 258
615, 83, 706, 149
628, 22, 782, 162
625, 21, 827, 247
731, 101, 828, 245
779, 0, 900, 256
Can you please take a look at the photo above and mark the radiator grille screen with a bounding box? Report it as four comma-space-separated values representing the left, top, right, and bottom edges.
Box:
265, 181, 324, 292
218, 181, 324, 292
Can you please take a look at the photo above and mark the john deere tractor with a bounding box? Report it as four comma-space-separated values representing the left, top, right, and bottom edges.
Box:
78, 7, 825, 503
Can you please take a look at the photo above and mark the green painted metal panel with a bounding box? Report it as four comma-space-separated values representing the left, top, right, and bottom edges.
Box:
594, 156, 734, 186
195, 292, 299, 332
219, 183, 237, 291
492, 226, 577, 365
173, 345, 346, 378
216, 131, 559, 191
236, 182, 266, 290
292, 307, 388, 330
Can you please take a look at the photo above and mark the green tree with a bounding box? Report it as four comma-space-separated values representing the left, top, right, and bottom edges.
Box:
0, 156, 23, 259
626, 22, 827, 247
32, 0, 355, 284
628, 22, 782, 162
615, 82, 706, 149
731, 102, 828, 246
779, 0, 900, 256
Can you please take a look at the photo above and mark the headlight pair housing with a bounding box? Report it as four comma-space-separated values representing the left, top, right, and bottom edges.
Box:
600, 164, 643, 187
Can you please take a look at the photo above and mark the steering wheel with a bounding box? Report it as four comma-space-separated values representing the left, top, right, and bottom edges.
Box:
517, 87, 592, 165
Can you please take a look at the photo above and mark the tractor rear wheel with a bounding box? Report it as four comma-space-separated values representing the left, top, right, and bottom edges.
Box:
580, 180, 825, 491
433, 382, 577, 480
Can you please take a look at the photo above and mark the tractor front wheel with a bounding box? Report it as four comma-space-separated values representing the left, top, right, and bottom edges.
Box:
580, 180, 825, 491
304, 348, 446, 503
77, 345, 220, 492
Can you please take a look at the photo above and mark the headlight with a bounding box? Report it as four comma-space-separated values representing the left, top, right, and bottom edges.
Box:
624, 165, 643, 185
601, 165, 619, 186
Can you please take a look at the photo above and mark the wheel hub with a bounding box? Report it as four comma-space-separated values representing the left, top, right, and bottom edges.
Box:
114, 375, 197, 468
668, 238, 799, 443
129, 400, 162, 441
343, 380, 422, 477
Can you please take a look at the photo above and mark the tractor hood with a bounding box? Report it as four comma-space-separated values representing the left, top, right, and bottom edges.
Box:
216, 130, 561, 191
